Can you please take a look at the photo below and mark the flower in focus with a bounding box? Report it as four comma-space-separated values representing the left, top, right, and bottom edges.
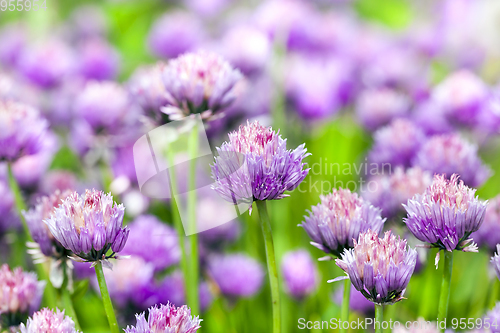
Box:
368, 118, 427, 168
121, 215, 180, 271
281, 250, 318, 299
473, 195, 500, 253
301, 188, 385, 257
44, 189, 129, 265
412, 133, 491, 188
331, 230, 417, 304
404, 174, 487, 259
124, 302, 201, 333
207, 253, 265, 298
161, 50, 243, 120
0, 100, 49, 162
0, 264, 45, 327
362, 167, 432, 219
211, 121, 309, 211
20, 308, 81, 333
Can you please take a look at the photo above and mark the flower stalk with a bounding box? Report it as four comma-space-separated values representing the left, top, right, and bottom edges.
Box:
95, 261, 119, 333
375, 304, 384, 333
437, 251, 454, 329
340, 279, 351, 333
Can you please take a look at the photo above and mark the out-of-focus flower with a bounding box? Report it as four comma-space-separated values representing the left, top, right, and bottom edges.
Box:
40, 170, 78, 195
333, 284, 374, 315
124, 303, 201, 333
473, 195, 500, 253
362, 167, 432, 219
0, 101, 49, 162
478, 90, 500, 135
121, 215, 180, 271
0, 180, 16, 234
482, 302, 500, 333
392, 317, 441, 333
491, 245, 500, 282
148, 11, 204, 59
161, 50, 243, 120
411, 101, 453, 136
211, 121, 309, 211
331, 230, 417, 304
199, 220, 240, 249
69, 5, 108, 39
44, 189, 129, 265
281, 250, 318, 299
412, 133, 491, 188
432, 70, 489, 126
17, 39, 75, 89
0, 264, 45, 326
20, 308, 80, 333
0, 23, 27, 66
368, 119, 427, 168
208, 253, 265, 298
404, 174, 487, 258
77, 38, 120, 81
184, 0, 231, 18
355, 88, 410, 131
301, 188, 385, 257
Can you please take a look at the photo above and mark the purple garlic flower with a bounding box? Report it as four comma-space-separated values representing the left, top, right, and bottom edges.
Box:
404, 174, 487, 256
44, 189, 129, 264
362, 167, 432, 219
207, 253, 265, 298
160, 50, 243, 120
124, 303, 201, 333
0, 23, 27, 67
148, 11, 204, 60
491, 245, 500, 282
300, 188, 385, 257
368, 118, 427, 168
411, 100, 453, 136
473, 195, 500, 253
432, 70, 489, 126
211, 121, 309, 211
121, 215, 180, 271
20, 308, 80, 333
331, 230, 417, 304
77, 38, 121, 81
355, 88, 410, 131
333, 285, 374, 315
0, 179, 17, 235
412, 133, 491, 188
0, 265, 45, 325
0, 101, 49, 162
281, 250, 318, 299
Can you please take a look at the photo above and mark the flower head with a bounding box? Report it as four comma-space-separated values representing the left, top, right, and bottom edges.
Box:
77, 38, 120, 81
412, 133, 491, 187
20, 308, 80, 333
125, 303, 201, 333
0, 100, 48, 162
211, 121, 309, 210
473, 195, 500, 253
44, 189, 129, 265
403, 174, 487, 255
301, 188, 385, 257
161, 50, 243, 120
281, 250, 318, 299
483, 302, 500, 333
0, 179, 16, 235
332, 230, 417, 304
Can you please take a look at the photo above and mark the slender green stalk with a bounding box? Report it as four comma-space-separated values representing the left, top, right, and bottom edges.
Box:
187, 122, 199, 316
437, 251, 454, 329
94, 262, 119, 333
255, 200, 281, 333
488, 278, 500, 310
375, 304, 384, 333
59, 262, 80, 330
340, 279, 351, 333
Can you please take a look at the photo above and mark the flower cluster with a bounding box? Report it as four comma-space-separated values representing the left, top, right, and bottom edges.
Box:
20, 308, 81, 333
125, 303, 201, 333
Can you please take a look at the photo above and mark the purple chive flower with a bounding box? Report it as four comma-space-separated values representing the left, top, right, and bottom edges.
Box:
404, 174, 487, 259
77, 38, 121, 81
40, 170, 78, 195
160, 50, 243, 120
0, 101, 49, 162
473, 195, 500, 253
432, 70, 489, 126
20, 308, 81, 333
483, 303, 500, 333
368, 118, 427, 168
211, 121, 309, 211
0, 23, 27, 67
207, 253, 265, 298
331, 230, 417, 304
44, 189, 129, 265
362, 167, 432, 219
0, 180, 17, 235
411, 100, 453, 136
281, 250, 318, 299
148, 11, 204, 60
333, 285, 374, 315
492, 245, 500, 282
0, 265, 45, 325
125, 303, 201, 333
412, 133, 491, 188
355, 88, 410, 131
121, 215, 180, 271
300, 188, 385, 257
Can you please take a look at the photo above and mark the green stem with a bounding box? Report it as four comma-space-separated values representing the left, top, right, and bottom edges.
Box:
375, 304, 384, 333
340, 279, 351, 333
94, 262, 119, 333
437, 251, 454, 329
490, 279, 500, 309
255, 200, 281, 333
